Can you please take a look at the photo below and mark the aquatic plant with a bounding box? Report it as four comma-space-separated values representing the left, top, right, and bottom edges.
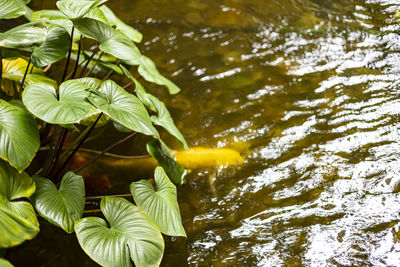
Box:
0, 0, 188, 266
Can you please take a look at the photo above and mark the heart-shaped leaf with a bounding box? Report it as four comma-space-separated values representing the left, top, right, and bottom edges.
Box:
56, 0, 107, 20
122, 66, 188, 149
0, 160, 39, 247
31, 24, 71, 68
99, 5, 142, 43
31, 172, 85, 233
130, 167, 186, 237
138, 56, 180, 95
74, 18, 141, 64
75, 196, 164, 267
0, 23, 45, 49
1, 58, 57, 96
22, 80, 95, 124
146, 140, 188, 185
88, 80, 159, 137
0, 0, 32, 20
0, 100, 39, 171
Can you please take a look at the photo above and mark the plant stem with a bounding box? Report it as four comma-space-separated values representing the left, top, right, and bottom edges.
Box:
56, 124, 93, 162
19, 57, 31, 95
48, 128, 68, 179
84, 52, 103, 77
61, 27, 74, 83
83, 209, 101, 214
122, 81, 133, 89
71, 35, 83, 79
41, 126, 63, 176
39, 146, 151, 159
54, 113, 102, 179
85, 194, 132, 200
75, 131, 137, 173
79, 47, 100, 78
102, 59, 120, 81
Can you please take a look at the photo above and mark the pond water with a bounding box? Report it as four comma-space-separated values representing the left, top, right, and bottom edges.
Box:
7, 0, 400, 266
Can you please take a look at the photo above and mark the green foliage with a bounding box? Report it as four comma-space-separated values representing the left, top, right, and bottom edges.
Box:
147, 139, 188, 185
0, 160, 39, 247
22, 80, 94, 124
1, 58, 57, 96
0, 0, 32, 20
0, 0, 188, 265
0, 257, 13, 267
122, 65, 188, 148
88, 79, 159, 137
0, 100, 39, 171
31, 172, 85, 233
75, 197, 164, 267
30, 24, 71, 68
130, 167, 186, 237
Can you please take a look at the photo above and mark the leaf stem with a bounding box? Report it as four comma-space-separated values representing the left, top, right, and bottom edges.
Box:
85, 194, 132, 200
122, 81, 133, 89
83, 209, 101, 214
19, 57, 31, 96
61, 27, 74, 83
79, 47, 100, 78
41, 126, 63, 176
48, 128, 68, 179
39, 146, 151, 159
70, 35, 83, 79
55, 113, 103, 179
102, 59, 120, 81
75, 131, 137, 173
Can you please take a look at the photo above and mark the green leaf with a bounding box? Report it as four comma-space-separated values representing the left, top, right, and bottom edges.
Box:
84, 7, 108, 25
74, 77, 109, 127
1, 58, 57, 97
80, 108, 109, 127
22, 80, 95, 124
88, 80, 159, 137
0, 258, 13, 267
31, 24, 71, 68
75, 196, 164, 267
31, 172, 85, 233
0, 0, 32, 20
30, 10, 74, 35
56, 0, 107, 20
74, 18, 141, 64
73, 17, 114, 42
0, 100, 39, 172
31, 10, 68, 21
130, 167, 186, 237
0, 160, 39, 247
99, 5, 142, 43
76, 77, 102, 90
0, 202, 38, 248
0, 23, 45, 49
138, 56, 180, 95
146, 140, 188, 185
121, 66, 188, 149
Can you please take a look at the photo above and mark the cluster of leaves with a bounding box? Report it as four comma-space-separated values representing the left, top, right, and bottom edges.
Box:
0, 0, 189, 266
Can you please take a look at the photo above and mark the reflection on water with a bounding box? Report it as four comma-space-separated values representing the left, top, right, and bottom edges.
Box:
9, 0, 400, 266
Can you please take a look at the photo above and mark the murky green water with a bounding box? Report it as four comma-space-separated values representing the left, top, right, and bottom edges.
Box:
7, 0, 400, 266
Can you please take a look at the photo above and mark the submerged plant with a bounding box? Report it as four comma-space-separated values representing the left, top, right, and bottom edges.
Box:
0, 0, 188, 266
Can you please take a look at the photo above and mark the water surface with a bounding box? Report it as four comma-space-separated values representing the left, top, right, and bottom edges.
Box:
8, 0, 400, 266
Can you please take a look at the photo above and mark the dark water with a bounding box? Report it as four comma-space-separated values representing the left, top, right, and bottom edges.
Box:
7, 0, 400, 266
